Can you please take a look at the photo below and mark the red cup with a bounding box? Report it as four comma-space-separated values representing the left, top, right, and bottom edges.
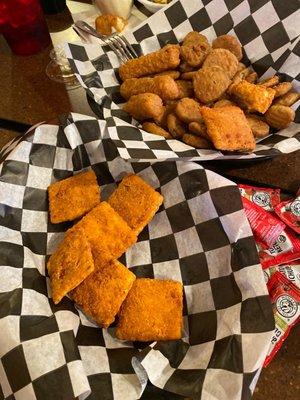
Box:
0, 0, 51, 56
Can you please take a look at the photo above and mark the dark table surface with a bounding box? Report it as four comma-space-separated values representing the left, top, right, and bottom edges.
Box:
0, 1, 299, 399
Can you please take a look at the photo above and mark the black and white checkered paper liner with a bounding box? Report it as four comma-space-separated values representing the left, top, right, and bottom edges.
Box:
65, 0, 300, 161
0, 112, 275, 400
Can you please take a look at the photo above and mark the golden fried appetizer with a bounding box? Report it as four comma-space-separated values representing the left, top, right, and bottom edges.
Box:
265, 105, 295, 129
119, 44, 180, 81
203, 48, 238, 78
182, 133, 212, 149
213, 99, 236, 108
71, 259, 135, 328
116, 278, 183, 341
194, 66, 231, 103
175, 98, 203, 123
232, 67, 251, 85
73, 201, 137, 263
47, 227, 94, 304
246, 115, 270, 138
48, 170, 100, 224
229, 80, 275, 113
120, 76, 179, 101
181, 31, 211, 68
167, 113, 186, 139
95, 14, 127, 36
245, 71, 257, 83
201, 106, 256, 152
108, 174, 163, 235
274, 91, 300, 106
273, 82, 292, 98
176, 80, 194, 99
123, 93, 164, 121
154, 70, 180, 79
180, 71, 197, 80
155, 103, 177, 128
212, 34, 242, 61
188, 121, 209, 139
258, 75, 279, 87
179, 61, 195, 73
142, 122, 172, 139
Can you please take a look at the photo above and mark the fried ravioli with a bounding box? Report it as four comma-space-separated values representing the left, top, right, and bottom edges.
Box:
108, 174, 163, 235
47, 227, 94, 304
71, 259, 136, 328
116, 278, 183, 341
48, 170, 100, 224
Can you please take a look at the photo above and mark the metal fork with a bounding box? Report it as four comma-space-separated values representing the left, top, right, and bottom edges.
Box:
74, 21, 139, 63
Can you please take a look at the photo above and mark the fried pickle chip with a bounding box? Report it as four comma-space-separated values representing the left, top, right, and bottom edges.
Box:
47, 227, 94, 304
245, 71, 258, 83
108, 174, 163, 235
229, 80, 275, 113
273, 91, 300, 106
71, 259, 136, 328
116, 278, 183, 341
188, 121, 210, 139
119, 44, 180, 80
273, 82, 292, 98
203, 48, 238, 78
176, 80, 194, 99
48, 171, 100, 224
201, 105, 256, 152
175, 98, 203, 123
123, 93, 164, 121
265, 105, 295, 129
73, 201, 137, 263
212, 34, 242, 61
167, 113, 186, 139
180, 31, 211, 68
193, 66, 231, 103
246, 115, 270, 138
258, 75, 279, 87
182, 133, 212, 149
142, 122, 172, 139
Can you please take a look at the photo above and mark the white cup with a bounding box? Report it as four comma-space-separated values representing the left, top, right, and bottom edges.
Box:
94, 0, 133, 19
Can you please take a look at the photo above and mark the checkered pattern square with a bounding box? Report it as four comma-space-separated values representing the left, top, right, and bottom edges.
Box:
63, 0, 300, 162
0, 112, 274, 399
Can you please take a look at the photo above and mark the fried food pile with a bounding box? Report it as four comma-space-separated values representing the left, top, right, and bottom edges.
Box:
119, 33, 299, 152
47, 170, 183, 341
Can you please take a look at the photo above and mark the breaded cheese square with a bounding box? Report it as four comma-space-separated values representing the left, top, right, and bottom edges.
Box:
230, 80, 275, 113
48, 170, 100, 224
71, 259, 136, 328
72, 201, 137, 263
47, 227, 94, 304
108, 174, 163, 235
201, 105, 256, 152
116, 278, 183, 341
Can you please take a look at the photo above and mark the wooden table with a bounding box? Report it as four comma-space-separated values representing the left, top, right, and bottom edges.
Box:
0, 1, 299, 399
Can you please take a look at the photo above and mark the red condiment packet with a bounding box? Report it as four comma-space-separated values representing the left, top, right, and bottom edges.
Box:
263, 272, 300, 367
242, 197, 286, 247
274, 193, 300, 234
256, 228, 300, 269
264, 261, 300, 288
239, 184, 281, 212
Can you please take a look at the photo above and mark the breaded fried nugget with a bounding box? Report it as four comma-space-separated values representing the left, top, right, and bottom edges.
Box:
71, 259, 136, 328
189, 121, 210, 139
273, 91, 300, 106
212, 34, 242, 61
265, 105, 295, 129
230, 80, 275, 113
176, 80, 194, 99
154, 70, 180, 79
167, 113, 186, 139
194, 66, 231, 103
116, 278, 183, 341
273, 82, 292, 98
180, 71, 197, 80
154, 103, 177, 128
258, 75, 279, 87
119, 44, 180, 80
203, 48, 238, 78
48, 170, 100, 224
108, 174, 163, 235
175, 98, 203, 123
181, 31, 211, 68
47, 227, 94, 304
179, 61, 195, 73
182, 133, 212, 149
120, 76, 179, 101
73, 201, 137, 263
201, 106, 256, 152
142, 122, 172, 139
123, 93, 164, 121
246, 115, 270, 138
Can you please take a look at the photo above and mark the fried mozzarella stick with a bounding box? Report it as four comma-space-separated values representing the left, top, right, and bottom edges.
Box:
120, 75, 179, 100
119, 44, 180, 80
123, 93, 164, 121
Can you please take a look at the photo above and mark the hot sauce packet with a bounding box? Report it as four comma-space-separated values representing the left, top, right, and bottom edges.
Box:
264, 261, 300, 288
274, 191, 300, 234
239, 184, 281, 212
242, 197, 286, 247
263, 271, 300, 367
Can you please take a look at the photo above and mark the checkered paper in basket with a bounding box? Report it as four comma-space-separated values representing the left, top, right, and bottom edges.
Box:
64, 0, 300, 161
0, 113, 274, 400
